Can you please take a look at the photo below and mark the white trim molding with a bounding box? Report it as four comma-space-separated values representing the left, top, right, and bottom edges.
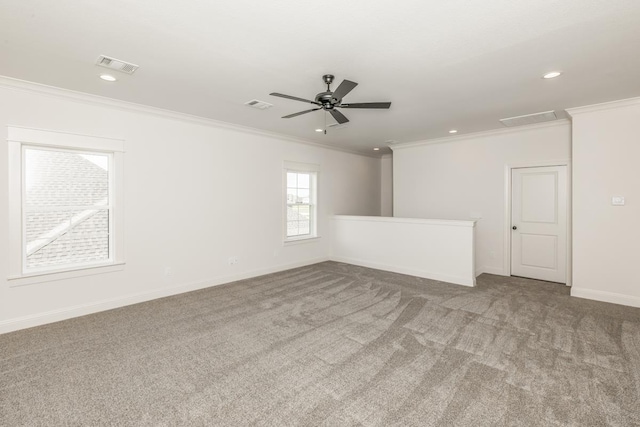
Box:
0, 75, 377, 158
283, 160, 320, 172
476, 266, 505, 277
566, 96, 640, 117
283, 162, 320, 243
571, 287, 640, 309
6, 126, 125, 282
8, 263, 126, 287
0, 257, 330, 335
8, 126, 124, 152
331, 255, 475, 287
333, 215, 476, 227
389, 120, 571, 151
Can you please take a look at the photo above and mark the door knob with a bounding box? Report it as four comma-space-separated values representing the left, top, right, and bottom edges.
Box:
512, 226, 517, 230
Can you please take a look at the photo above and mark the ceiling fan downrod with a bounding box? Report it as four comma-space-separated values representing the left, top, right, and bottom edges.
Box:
323, 74, 334, 92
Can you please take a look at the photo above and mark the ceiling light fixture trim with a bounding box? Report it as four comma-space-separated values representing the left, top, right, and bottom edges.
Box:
543, 71, 563, 79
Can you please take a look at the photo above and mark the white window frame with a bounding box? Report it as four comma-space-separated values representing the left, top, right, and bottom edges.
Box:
7, 126, 125, 285
283, 161, 319, 243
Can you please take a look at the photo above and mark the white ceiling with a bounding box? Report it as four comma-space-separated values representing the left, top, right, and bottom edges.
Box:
1, 0, 639, 154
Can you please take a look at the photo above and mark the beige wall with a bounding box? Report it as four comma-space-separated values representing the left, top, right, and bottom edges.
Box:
392, 122, 572, 276
0, 81, 381, 332
381, 154, 393, 216
568, 98, 640, 307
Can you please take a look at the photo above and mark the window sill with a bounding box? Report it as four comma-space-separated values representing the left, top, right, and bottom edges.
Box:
283, 236, 321, 246
8, 262, 126, 287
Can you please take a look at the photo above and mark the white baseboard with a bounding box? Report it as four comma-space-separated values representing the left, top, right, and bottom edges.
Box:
570, 287, 640, 308
330, 256, 475, 287
0, 257, 329, 335
484, 266, 508, 276
475, 266, 507, 277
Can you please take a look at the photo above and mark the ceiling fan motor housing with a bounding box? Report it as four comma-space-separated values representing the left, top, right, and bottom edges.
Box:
315, 91, 336, 109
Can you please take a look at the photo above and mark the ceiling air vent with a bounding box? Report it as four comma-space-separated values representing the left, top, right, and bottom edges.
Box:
500, 110, 557, 127
96, 55, 139, 74
244, 99, 273, 110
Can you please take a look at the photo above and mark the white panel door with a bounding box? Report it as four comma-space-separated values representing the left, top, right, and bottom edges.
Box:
511, 166, 567, 283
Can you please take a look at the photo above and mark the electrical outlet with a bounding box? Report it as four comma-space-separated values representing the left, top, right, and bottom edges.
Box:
164, 267, 172, 277
228, 257, 238, 265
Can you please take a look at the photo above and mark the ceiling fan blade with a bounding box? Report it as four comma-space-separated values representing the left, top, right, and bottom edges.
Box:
329, 109, 349, 124
340, 102, 391, 109
270, 93, 320, 105
282, 108, 321, 119
331, 80, 358, 101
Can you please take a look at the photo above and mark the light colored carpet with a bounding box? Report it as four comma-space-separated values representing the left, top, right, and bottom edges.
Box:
1, 261, 640, 426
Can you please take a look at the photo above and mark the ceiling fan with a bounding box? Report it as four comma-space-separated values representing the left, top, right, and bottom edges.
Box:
270, 74, 391, 128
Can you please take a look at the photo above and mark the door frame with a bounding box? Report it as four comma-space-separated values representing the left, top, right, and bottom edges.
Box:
503, 160, 572, 286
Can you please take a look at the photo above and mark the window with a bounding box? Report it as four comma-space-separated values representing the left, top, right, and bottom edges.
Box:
284, 162, 318, 242
24, 147, 111, 270
8, 127, 124, 281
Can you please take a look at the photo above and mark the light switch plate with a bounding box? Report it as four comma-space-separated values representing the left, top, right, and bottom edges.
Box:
612, 196, 625, 206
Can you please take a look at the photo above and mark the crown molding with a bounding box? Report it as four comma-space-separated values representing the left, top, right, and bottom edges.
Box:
0, 75, 378, 159
565, 96, 640, 117
389, 119, 571, 151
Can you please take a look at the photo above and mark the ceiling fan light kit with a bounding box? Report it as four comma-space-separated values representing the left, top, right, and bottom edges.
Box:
270, 74, 391, 129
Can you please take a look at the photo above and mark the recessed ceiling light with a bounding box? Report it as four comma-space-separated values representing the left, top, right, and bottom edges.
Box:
542, 71, 562, 79
373, 147, 380, 151
99, 74, 117, 82
449, 129, 458, 134
315, 128, 323, 132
